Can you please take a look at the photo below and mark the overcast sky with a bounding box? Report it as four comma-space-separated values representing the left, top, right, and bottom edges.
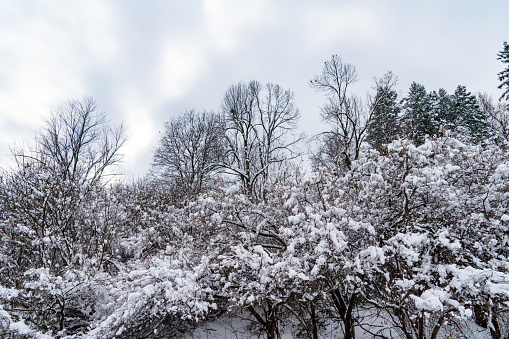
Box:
1, 0, 508, 177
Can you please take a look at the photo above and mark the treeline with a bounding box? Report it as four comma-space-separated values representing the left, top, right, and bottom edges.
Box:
0, 44, 508, 338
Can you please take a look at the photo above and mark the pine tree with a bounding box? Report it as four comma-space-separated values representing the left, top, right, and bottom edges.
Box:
428, 88, 452, 133
451, 85, 490, 141
401, 82, 436, 145
497, 41, 509, 101
365, 86, 401, 152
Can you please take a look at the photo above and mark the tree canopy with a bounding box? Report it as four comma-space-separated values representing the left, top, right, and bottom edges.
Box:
0, 46, 508, 338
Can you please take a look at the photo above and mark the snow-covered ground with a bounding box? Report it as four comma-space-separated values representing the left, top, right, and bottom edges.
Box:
187, 312, 499, 339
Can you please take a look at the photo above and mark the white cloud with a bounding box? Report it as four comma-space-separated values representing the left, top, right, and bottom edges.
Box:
0, 0, 120, 168
117, 89, 157, 172
1, 0, 508, 177
202, 0, 275, 53
299, 4, 382, 49
158, 41, 207, 100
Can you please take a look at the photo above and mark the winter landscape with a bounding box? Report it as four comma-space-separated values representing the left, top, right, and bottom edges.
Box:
1, 2, 509, 339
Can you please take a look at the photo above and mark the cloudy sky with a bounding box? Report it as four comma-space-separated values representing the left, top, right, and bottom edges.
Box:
1, 0, 508, 177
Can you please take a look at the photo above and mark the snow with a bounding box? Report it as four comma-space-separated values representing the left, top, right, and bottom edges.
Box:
1, 136, 509, 338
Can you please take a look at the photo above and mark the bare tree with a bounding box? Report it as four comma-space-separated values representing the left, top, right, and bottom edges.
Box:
220, 80, 302, 199
2, 97, 127, 270
477, 92, 509, 141
310, 55, 361, 172
33, 96, 126, 185
0, 97, 127, 334
311, 55, 397, 172
152, 109, 224, 202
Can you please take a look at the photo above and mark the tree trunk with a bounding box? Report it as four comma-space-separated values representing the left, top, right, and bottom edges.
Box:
248, 303, 279, 339
417, 313, 424, 339
329, 289, 357, 339
344, 293, 356, 339
430, 315, 445, 339
490, 308, 502, 339
310, 303, 318, 339
474, 304, 488, 328
394, 308, 413, 339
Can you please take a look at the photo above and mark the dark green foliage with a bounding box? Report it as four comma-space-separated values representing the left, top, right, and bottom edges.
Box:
498, 41, 509, 101
401, 82, 437, 145
401, 83, 490, 144
450, 85, 490, 141
365, 86, 401, 151
428, 88, 453, 130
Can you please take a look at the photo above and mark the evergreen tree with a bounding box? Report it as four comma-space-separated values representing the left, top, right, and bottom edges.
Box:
497, 41, 509, 101
365, 85, 401, 152
401, 82, 436, 145
428, 88, 452, 132
450, 85, 490, 141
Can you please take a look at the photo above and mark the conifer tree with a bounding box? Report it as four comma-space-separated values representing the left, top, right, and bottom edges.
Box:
451, 85, 490, 141
497, 41, 509, 101
401, 82, 436, 145
428, 88, 452, 132
365, 82, 401, 152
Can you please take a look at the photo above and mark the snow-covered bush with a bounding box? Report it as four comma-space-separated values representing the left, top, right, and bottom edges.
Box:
1, 130, 508, 339
341, 137, 509, 339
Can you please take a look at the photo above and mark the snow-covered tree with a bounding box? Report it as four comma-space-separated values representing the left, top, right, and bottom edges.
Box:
220, 81, 302, 200
478, 92, 509, 142
151, 109, 224, 204
428, 88, 453, 133
341, 137, 509, 339
365, 72, 401, 152
0, 97, 127, 335
311, 56, 399, 173
450, 85, 490, 142
498, 41, 509, 101
401, 82, 436, 145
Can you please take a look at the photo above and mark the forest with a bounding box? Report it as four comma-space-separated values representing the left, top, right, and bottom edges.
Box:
1, 42, 509, 338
